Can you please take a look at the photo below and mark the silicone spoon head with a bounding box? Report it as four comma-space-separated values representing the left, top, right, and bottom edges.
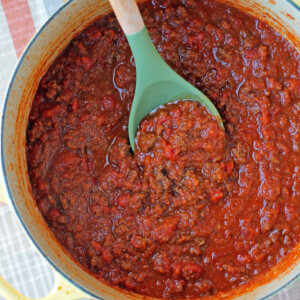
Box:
127, 27, 223, 150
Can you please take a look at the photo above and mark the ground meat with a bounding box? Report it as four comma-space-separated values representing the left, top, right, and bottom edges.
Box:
26, 0, 300, 298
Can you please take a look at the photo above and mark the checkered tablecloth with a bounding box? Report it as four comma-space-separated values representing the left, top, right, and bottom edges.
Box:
0, 0, 299, 299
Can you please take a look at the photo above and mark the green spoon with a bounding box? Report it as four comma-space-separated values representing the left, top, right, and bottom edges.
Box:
109, 0, 223, 150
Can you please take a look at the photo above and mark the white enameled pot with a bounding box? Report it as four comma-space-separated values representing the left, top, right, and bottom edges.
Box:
0, 0, 299, 299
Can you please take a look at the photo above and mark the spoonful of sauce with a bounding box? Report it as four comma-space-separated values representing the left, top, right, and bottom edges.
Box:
109, 0, 223, 150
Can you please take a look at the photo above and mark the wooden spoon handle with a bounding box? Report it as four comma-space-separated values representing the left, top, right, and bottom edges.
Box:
109, 0, 144, 35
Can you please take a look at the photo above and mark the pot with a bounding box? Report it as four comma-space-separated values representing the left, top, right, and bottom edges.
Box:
1, 0, 299, 299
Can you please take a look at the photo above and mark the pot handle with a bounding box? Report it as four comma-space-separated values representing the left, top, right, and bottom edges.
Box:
0, 180, 9, 205
0, 269, 91, 300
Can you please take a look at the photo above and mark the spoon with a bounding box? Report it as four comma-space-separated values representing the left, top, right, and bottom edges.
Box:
109, 0, 223, 150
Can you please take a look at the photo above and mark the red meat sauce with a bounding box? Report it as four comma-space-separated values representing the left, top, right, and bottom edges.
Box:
26, 0, 300, 298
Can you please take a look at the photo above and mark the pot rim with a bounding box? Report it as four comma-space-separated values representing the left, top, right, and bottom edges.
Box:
1, 0, 299, 299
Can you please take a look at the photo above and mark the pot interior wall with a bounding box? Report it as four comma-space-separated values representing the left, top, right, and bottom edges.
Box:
1, 0, 299, 299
